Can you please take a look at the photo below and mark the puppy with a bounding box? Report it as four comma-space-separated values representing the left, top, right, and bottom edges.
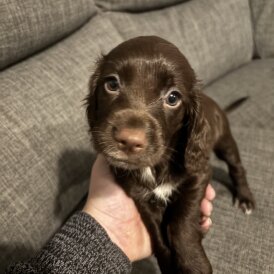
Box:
86, 36, 255, 274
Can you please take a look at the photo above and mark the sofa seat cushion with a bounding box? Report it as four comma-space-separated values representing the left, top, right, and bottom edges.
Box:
131, 127, 274, 273
204, 58, 274, 129
0, 15, 124, 271
106, 0, 253, 85
205, 126, 274, 273
0, 0, 96, 70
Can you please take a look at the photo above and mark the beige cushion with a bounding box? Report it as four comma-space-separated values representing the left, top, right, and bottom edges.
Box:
250, 0, 274, 58
0, 0, 96, 69
205, 59, 274, 129
0, 15, 123, 270
106, 0, 254, 85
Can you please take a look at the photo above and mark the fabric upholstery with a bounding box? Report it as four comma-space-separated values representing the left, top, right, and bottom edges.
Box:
131, 127, 274, 273
95, 0, 187, 12
0, 0, 96, 70
205, 126, 274, 274
7, 212, 131, 274
204, 59, 274, 129
250, 0, 274, 58
0, 15, 123, 271
107, 0, 254, 85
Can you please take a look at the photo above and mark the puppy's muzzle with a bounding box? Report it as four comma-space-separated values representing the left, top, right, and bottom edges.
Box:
104, 109, 163, 167
113, 127, 147, 155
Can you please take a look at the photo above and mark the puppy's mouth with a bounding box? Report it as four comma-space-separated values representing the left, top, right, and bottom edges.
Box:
106, 155, 142, 170
104, 152, 158, 170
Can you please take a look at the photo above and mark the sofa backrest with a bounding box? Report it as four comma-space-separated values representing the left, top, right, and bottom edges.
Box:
106, 0, 254, 85
0, 0, 96, 70
250, 0, 274, 58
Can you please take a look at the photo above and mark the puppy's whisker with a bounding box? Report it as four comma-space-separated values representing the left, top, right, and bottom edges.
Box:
158, 144, 177, 154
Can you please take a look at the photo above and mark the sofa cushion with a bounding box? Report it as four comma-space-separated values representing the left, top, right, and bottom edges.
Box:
204, 58, 274, 129
131, 127, 274, 273
0, 0, 96, 70
250, 0, 274, 58
0, 15, 123, 271
95, 0, 187, 12
204, 126, 274, 273
107, 0, 254, 85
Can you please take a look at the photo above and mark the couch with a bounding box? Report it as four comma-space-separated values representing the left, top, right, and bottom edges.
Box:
1, 0, 273, 273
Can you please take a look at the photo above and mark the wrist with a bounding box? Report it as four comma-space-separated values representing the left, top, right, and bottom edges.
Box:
82, 204, 131, 260
83, 202, 150, 262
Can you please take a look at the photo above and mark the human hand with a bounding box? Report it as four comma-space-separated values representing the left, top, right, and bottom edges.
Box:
200, 183, 216, 231
83, 154, 151, 261
83, 155, 215, 261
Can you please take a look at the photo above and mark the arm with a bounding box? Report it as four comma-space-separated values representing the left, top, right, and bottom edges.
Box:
6, 211, 131, 274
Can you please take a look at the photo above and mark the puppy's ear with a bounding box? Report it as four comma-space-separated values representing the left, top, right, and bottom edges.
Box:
184, 83, 210, 174
86, 56, 104, 129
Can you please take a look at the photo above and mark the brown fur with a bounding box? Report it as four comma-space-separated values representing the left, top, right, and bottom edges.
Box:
86, 36, 255, 274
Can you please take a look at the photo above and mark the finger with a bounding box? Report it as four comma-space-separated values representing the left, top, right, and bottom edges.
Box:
205, 184, 216, 201
92, 154, 114, 180
89, 154, 120, 196
200, 198, 213, 217
200, 217, 212, 231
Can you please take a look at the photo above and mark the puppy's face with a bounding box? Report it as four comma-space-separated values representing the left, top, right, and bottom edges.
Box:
87, 36, 197, 170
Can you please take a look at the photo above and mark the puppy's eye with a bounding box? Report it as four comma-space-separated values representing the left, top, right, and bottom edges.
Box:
104, 76, 120, 93
165, 91, 182, 107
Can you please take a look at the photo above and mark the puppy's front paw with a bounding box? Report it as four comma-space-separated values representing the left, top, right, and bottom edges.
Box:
235, 186, 255, 214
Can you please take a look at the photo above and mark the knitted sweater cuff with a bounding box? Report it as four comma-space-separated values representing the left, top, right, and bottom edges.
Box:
7, 211, 131, 274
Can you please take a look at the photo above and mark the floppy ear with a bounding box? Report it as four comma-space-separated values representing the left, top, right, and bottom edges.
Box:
184, 84, 210, 174
86, 56, 104, 129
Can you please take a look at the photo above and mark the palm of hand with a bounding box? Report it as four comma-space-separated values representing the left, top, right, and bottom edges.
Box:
83, 155, 152, 261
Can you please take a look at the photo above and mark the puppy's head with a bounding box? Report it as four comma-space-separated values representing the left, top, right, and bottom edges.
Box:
86, 36, 199, 170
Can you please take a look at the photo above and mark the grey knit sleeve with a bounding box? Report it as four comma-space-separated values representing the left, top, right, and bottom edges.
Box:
6, 211, 132, 274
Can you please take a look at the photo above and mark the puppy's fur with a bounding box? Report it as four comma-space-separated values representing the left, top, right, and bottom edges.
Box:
86, 36, 255, 274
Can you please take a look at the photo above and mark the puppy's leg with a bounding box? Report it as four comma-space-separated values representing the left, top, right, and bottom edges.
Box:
136, 202, 175, 274
167, 175, 212, 274
214, 129, 255, 214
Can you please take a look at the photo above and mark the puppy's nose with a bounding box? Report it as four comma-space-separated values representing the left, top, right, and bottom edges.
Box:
113, 127, 147, 154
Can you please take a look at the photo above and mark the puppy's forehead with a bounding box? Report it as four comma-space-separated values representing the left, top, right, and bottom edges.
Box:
104, 57, 174, 88
102, 36, 195, 90
107, 36, 182, 61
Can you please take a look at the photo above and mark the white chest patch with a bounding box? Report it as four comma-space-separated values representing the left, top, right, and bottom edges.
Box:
141, 167, 155, 184
140, 167, 176, 204
153, 183, 177, 204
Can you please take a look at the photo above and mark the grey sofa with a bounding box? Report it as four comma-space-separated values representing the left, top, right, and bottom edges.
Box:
1, 0, 273, 273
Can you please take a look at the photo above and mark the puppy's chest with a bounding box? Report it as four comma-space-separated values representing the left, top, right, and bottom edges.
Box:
137, 167, 180, 204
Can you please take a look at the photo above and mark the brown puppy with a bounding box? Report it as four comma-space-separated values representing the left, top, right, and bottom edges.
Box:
86, 36, 255, 274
